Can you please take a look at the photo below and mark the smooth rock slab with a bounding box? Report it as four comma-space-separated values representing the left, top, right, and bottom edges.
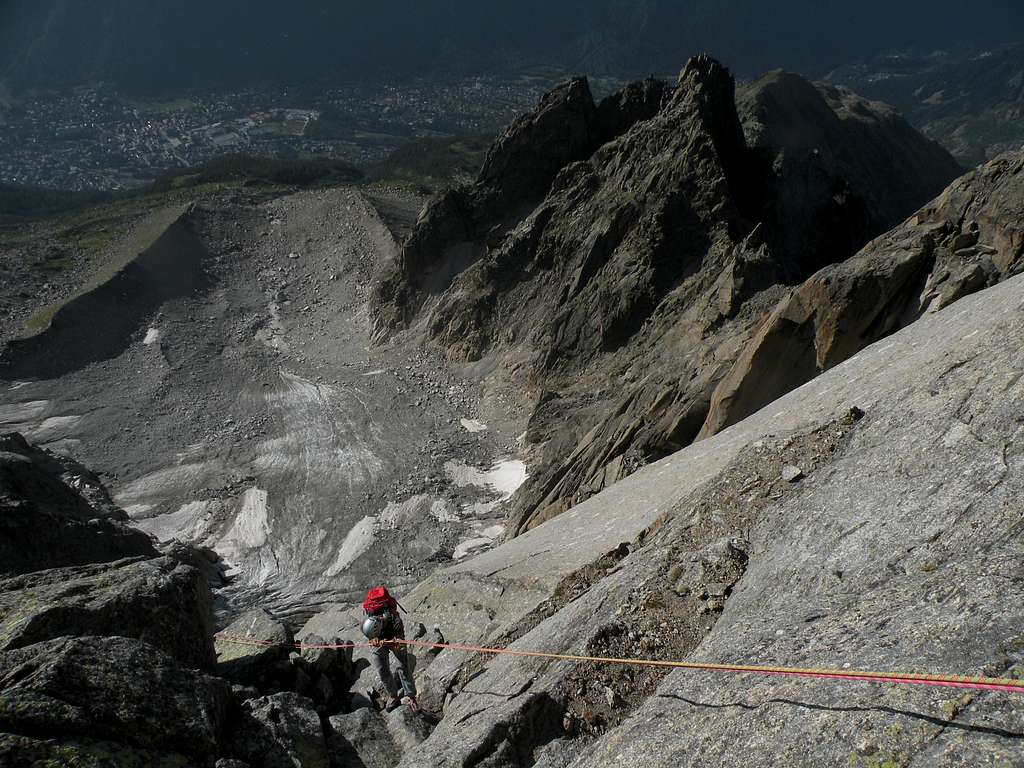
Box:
396, 263, 1024, 767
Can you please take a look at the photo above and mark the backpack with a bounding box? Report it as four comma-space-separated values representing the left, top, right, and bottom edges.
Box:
363, 586, 399, 616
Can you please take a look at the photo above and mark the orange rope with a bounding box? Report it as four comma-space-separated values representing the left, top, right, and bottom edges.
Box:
214, 633, 1024, 694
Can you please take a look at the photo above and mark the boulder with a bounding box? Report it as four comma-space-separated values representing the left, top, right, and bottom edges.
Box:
0, 555, 216, 669
300, 633, 344, 678
158, 538, 230, 588
328, 707, 432, 768
383, 705, 433, 753
216, 608, 293, 685
0, 636, 231, 760
228, 692, 328, 768
0, 432, 157, 576
0, 733, 199, 767
329, 709, 400, 768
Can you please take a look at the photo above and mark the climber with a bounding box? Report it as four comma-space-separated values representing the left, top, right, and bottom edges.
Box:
361, 585, 418, 711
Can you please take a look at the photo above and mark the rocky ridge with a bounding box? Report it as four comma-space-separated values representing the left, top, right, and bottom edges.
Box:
372, 56, 970, 536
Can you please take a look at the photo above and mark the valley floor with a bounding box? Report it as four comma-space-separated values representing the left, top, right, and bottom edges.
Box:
0, 184, 527, 618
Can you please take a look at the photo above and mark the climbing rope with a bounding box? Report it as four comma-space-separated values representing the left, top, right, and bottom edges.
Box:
214, 633, 1024, 694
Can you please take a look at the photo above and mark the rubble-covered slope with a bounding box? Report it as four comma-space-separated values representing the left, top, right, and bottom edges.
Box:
0, 186, 525, 619
372, 56, 969, 537
385, 268, 1024, 768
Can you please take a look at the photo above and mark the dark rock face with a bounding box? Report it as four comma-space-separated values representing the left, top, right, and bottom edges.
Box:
0, 636, 231, 759
227, 692, 329, 768
595, 77, 672, 145
737, 70, 965, 278
372, 75, 681, 333
0, 432, 158, 575
475, 77, 601, 218
427, 55, 749, 366
371, 56, 972, 536
0, 555, 216, 669
701, 150, 1024, 437
0, 732, 202, 767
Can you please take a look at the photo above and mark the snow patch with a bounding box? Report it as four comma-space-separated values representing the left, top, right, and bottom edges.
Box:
26, 415, 82, 442
143, 327, 161, 345
224, 488, 271, 550
122, 503, 155, 519
115, 461, 225, 507
0, 399, 50, 430
378, 495, 460, 529
460, 418, 488, 433
135, 500, 212, 542
453, 537, 492, 560
326, 515, 377, 575
445, 458, 528, 500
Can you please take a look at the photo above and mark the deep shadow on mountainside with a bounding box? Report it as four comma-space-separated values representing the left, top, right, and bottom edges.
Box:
826, 43, 1024, 166
373, 55, 1016, 536
2, 1, 1023, 94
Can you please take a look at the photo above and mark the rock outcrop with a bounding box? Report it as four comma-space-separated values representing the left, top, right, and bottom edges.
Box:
0, 636, 232, 762
701, 150, 1024, 437
371, 75, 671, 332
0, 432, 158, 574
0, 555, 216, 668
215, 607, 295, 685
